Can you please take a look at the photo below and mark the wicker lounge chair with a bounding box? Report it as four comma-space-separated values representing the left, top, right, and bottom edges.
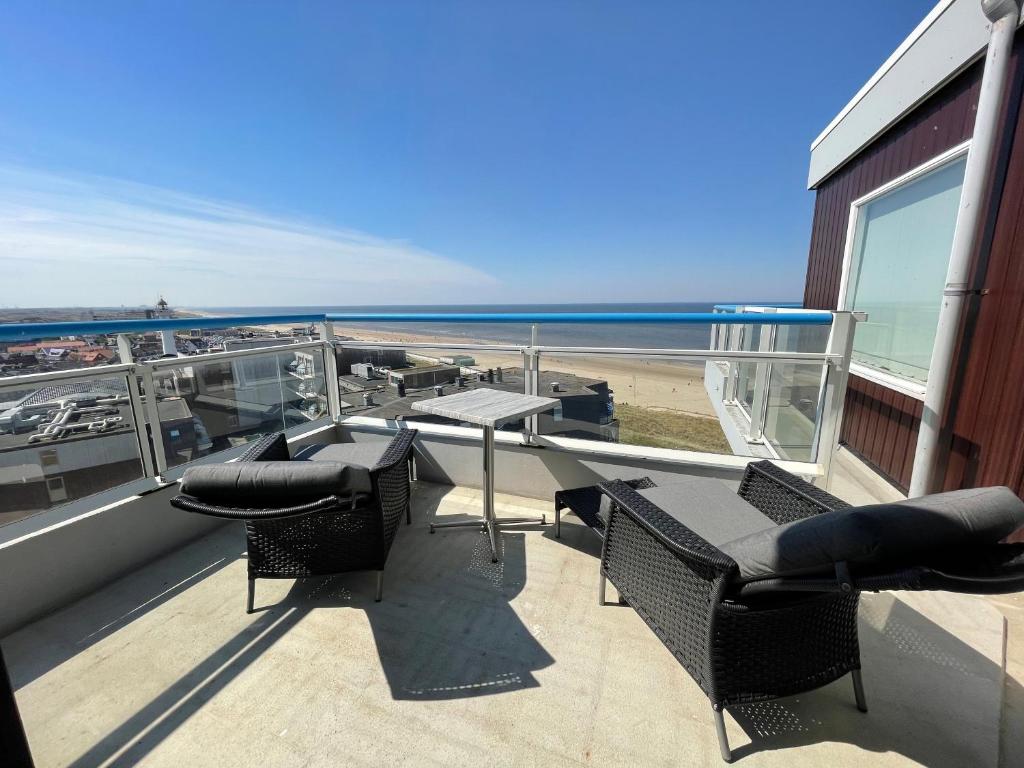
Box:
171, 429, 417, 612
598, 460, 1024, 762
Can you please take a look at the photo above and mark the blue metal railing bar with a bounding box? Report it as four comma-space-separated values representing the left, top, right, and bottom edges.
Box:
0, 310, 833, 343
0, 314, 325, 342
324, 312, 831, 325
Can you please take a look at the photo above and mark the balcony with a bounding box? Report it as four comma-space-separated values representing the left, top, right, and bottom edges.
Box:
0, 311, 1019, 766
4, 477, 1018, 767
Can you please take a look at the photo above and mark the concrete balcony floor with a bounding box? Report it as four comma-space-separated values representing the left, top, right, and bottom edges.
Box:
3, 481, 1017, 768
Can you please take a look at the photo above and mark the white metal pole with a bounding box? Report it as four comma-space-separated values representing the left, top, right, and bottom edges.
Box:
117, 334, 156, 478
818, 312, 860, 490
139, 364, 169, 478
318, 322, 342, 422
747, 316, 776, 443
528, 324, 540, 437
910, 0, 1022, 497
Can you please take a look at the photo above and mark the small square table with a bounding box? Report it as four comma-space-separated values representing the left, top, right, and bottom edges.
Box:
412, 388, 558, 562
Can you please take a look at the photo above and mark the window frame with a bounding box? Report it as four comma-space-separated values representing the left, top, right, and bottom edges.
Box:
836, 139, 971, 400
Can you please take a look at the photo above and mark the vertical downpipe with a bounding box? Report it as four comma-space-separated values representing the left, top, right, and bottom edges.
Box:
909, 0, 1021, 497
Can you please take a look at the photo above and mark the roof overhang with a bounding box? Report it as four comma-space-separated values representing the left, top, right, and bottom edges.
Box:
808, 0, 1018, 189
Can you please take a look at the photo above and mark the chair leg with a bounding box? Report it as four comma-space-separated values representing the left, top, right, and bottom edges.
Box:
246, 578, 255, 614
406, 500, 412, 526
852, 669, 868, 713
375, 572, 384, 602
555, 507, 561, 538
713, 707, 732, 762
598, 571, 607, 605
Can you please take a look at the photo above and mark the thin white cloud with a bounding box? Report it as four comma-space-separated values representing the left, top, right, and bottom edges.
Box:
0, 166, 499, 307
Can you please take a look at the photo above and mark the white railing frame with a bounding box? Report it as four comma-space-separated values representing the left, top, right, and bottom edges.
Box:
0, 312, 860, 524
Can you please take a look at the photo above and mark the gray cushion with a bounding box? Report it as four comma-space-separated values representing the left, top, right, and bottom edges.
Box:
720, 486, 1024, 582
292, 441, 393, 495
180, 461, 363, 505
602, 478, 774, 546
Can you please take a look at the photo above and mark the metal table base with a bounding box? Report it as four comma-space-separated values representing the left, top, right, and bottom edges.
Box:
428, 425, 546, 562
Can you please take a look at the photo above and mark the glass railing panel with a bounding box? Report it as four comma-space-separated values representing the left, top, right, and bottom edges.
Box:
530, 352, 731, 454
771, 320, 830, 354
733, 324, 762, 413
761, 362, 827, 463
334, 345, 530, 425
0, 373, 146, 526
147, 347, 329, 468
330, 319, 534, 349
0, 334, 126, 376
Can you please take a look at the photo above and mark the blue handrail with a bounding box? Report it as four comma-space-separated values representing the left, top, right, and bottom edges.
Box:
0, 314, 325, 342
324, 312, 831, 325
0, 310, 832, 342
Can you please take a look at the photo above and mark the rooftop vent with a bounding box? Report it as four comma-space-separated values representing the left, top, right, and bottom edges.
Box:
434, 385, 444, 397
496, 367, 503, 382
363, 393, 375, 406
550, 382, 561, 393
396, 381, 406, 398
455, 376, 466, 388
487, 369, 494, 384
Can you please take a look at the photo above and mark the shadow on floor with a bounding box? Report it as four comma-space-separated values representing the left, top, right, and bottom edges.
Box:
723, 593, 1016, 766
12, 482, 554, 767
3, 527, 240, 688
5, 482, 1017, 767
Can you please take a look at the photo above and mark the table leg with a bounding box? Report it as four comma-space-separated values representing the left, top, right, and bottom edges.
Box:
428, 423, 547, 558
483, 425, 499, 562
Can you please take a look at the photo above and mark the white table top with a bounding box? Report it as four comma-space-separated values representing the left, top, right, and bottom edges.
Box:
411, 388, 558, 428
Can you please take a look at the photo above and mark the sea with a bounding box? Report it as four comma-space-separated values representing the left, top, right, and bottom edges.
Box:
196, 302, 794, 350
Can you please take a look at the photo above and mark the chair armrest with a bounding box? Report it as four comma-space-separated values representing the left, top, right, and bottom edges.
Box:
598, 480, 737, 573
239, 432, 291, 462
371, 428, 418, 472
170, 493, 343, 520
738, 460, 850, 524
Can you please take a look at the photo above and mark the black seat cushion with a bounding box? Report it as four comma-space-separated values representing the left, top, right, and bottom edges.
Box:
292, 441, 394, 495
180, 460, 366, 505
612, 479, 776, 546
720, 486, 1024, 583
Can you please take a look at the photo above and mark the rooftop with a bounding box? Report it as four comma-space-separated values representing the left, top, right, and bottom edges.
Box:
339, 366, 611, 424
5, 481, 1020, 768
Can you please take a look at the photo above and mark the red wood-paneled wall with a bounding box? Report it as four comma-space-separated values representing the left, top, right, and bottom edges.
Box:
803, 59, 984, 491
806, 35, 1024, 496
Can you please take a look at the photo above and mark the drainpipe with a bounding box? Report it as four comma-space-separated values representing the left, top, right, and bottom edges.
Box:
909, 0, 1022, 497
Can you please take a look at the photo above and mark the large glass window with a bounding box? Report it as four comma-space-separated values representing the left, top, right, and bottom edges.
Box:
845, 153, 967, 384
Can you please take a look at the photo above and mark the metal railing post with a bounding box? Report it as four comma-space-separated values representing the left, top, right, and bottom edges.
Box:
139, 363, 169, 478
527, 324, 541, 438
116, 334, 156, 478
746, 319, 775, 443
318, 322, 342, 422
817, 311, 860, 490
724, 322, 742, 402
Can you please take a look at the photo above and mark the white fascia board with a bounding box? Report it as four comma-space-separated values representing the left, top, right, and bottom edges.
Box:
808, 0, 1003, 189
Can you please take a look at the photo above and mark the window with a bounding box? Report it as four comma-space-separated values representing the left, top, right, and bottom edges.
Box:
841, 147, 968, 388
46, 476, 67, 503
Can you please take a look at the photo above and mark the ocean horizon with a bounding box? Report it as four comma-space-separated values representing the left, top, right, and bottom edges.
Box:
191, 301, 799, 350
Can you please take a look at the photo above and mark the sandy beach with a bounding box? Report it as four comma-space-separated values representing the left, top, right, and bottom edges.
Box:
181, 311, 718, 419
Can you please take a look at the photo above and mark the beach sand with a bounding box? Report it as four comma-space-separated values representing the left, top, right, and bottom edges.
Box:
181, 311, 718, 419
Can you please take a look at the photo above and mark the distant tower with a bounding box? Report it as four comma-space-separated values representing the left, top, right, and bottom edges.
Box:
155, 295, 177, 356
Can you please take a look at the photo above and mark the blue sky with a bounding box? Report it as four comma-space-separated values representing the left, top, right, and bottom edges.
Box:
0, 1, 934, 308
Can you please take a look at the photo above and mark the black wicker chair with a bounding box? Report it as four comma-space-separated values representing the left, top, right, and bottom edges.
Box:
598, 460, 1024, 762
171, 429, 417, 612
